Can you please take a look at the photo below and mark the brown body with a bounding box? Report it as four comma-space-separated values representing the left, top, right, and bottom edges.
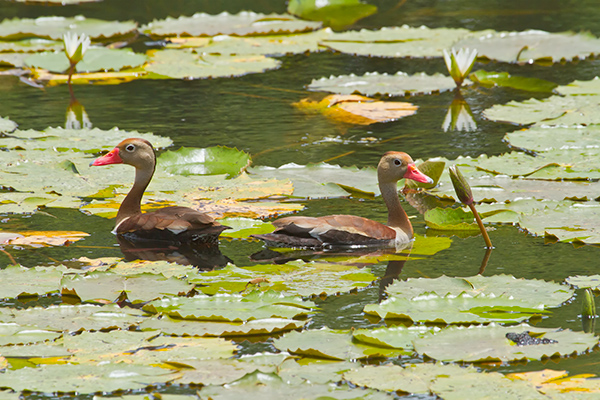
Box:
91, 138, 229, 244
253, 152, 432, 248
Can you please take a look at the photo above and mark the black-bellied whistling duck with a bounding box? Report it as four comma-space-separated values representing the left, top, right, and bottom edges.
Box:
252, 151, 432, 248
91, 138, 230, 244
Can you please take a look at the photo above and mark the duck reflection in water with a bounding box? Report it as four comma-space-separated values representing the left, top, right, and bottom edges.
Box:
117, 235, 231, 271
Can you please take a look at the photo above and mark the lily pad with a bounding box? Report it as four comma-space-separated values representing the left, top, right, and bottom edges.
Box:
413, 323, 598, 362
454, 30, 600, 64
157, 146, 251, 178
1, 230, 88, 247
470, 70, 557, 92
352, 325, 439, 350
424, 207, 483, 231
566, 275, 600, 289
555, 76, 600, 95
0, 363, 175, 394
0, 38, 63, 53
0, 322, 61, 346
288, 0, 377, 30
25, 47, 147, 73
0, 264, 64, 299
219, 217, 276, 239
141, 12, 322, 38
320, 26, 472, 58
308, 72, 460, 96
505, 125, 600, 153
0, 116, 17, 133
272, 328, 405, 360
144, 49, 281, 79
172, 359, 266, 386
0, 16, 138, 41
143, 291, 315, 322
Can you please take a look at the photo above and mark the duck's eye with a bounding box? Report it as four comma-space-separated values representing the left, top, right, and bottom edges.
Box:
125, 144, 136, 152
394, 159, 401, 166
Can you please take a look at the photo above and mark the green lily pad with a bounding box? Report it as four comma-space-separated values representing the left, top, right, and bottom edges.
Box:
344, 363, 479, 394
385, 274, 573, 307
105, 260, 199, 279
288, 0, 377, 30
0, 16, 138, 41
0, 117, 17, 133
352, 325, 439, 350
0, 52, 28, 67
363, 292, 547, 324
0, 264, 65, 299
144, 49, 281, 79
172, 359, 266, 386
219, 217, 276, 239
555, 76, 600, 95
143, 291, 314, 322
25, 47, 147, 73
157, 146, 251, 178
566, 275, 600, 289
0, 322, 61, 346
470, 70, 557, 92
413, 323, 598, 362
277, 358, 357, 385
189, 262, 376, 297
61, 271, 194, 303
424, 207, 482, 231
272, 328, 406, 360
505, 125, 600, 153
320, 26, 472, 58
0, 38, 63, 53
141, 12, 321, 38
308, 71, 460, 96
0, 304, 147, 332
454, 30, 600, 64
0, 127, 171, 152
140, 315, 306, 337
0, 363, 175, 394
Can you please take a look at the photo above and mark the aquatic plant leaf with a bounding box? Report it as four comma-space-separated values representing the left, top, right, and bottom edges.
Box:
0, 52, 28, 67
0, 304, 146, 332
0, 264, 64, 298
0, 116, 17, 133
508, 369, 600, 396
0, 363, 175, 393
352, 325, 439, 350
32, 68, 146, 85
431, 369, 547, 400
454, 30, 600, 64
248, 162, 378, 198
483, 95, 600, 126
182, 198, 304, 219
0, 323, 61, 346
555, 76, 600, 95
519, 203, 600, 244
344, 363, 479, 394
64, 330, 236, 365
424, 207, 481, 231
277, 359, 357, 385
143, 291, 314, 322
61, 271, 194, 303
566, 275, 600, 289
25, 47, 147, 73
189, 261, 376, 297
413, 323, 597, 362
288, 0, 377, 30
182, 173, 293, 200
293, 94, 418, 125
2, 230, 88, 247
385, 274, 573, 308
198, 372, 392, 400
0, 16, 138, 41
141, 12, 321, 38
364, 292, 546, 324
157, 146, 251, 178
105, 260, 198, 279
272, 328, 405, 360
0, 126, 171, 152
172, 359, 265, 386
505, 125, 600, 153
320, 26, 472, 58
218, 217, 275, 238
0, 38, 63, 53
167, 29, 331, 56
144, 49, 281, 79
470, 70, 557, 92
140, 315, 306, 337
308, 72, 460, 96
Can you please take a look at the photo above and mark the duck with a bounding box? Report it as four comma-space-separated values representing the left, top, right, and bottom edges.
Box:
91, 138, 230, 244
252, 151, 432, 248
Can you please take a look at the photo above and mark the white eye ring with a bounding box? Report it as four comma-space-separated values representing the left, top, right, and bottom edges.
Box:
394, 159, 401, 166
125, 144, 135, 152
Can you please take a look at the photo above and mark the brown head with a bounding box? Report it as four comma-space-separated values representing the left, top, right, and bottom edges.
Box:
377, 151, 433, 185
91, 138, 156, 173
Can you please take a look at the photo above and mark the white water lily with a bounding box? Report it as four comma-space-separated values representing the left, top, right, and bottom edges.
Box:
63, 32, 91, 65
443, 47, 477, 87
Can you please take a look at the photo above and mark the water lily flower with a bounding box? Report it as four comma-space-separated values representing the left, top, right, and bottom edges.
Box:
63, 32, 90, 66
442, 95, 476, 132
443, 47, 477, 87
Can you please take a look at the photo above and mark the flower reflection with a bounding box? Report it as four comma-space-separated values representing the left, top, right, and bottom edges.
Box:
65, 99, 92, 130
442, 94, 476, 132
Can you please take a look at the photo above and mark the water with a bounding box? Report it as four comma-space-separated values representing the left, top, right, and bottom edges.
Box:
2, 0, 600, 390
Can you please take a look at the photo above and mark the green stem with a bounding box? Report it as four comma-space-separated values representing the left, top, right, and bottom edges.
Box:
468, 202, 493, 248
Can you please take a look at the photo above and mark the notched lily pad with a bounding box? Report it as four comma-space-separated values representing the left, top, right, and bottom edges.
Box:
158, 146, 251, 178
25, 47, 147, 73
0, 116, 17, 133
308, 72, 461, 96
470, 70, 557, 92
141, 12, 321, 38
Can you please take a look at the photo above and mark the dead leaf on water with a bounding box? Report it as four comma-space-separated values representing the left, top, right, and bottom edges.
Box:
293, 94, 418, 126
188, 198, 304, 219
3, 231, 89, 247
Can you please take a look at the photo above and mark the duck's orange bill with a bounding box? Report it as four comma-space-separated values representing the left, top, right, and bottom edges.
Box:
90, 148, 123, 166
404, 163, 434, 184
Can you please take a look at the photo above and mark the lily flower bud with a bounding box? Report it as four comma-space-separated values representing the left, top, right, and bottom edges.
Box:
449, 165, 473, 205
443, 48, 477, 87
63, 32, 91, 66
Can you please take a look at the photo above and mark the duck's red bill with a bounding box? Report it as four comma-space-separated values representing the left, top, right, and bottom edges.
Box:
91, 148, 123, 166
404, 163, 434, 184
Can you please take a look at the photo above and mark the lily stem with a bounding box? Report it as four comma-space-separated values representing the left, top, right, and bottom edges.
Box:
468, 202, 493, 248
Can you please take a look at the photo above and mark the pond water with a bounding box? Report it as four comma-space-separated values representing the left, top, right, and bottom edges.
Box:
2, 0, 600, 397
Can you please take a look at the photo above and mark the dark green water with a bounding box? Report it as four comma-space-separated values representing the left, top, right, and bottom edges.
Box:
2, 0, 600, 391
